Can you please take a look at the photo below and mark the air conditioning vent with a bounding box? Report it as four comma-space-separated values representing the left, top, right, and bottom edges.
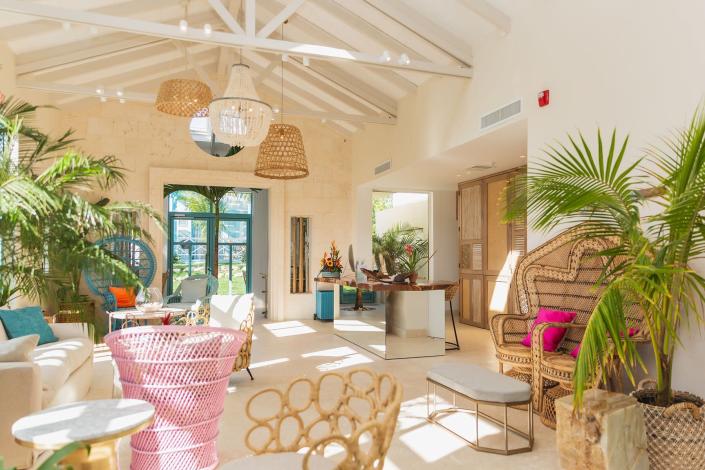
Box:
480, 99, 522, 130
470, 162, 496, 171
374, 160, 391, 175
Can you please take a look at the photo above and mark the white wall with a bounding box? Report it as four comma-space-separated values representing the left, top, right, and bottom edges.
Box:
349, 0, 705, 395
430, 190, 459, 311
376, 200, 429, 238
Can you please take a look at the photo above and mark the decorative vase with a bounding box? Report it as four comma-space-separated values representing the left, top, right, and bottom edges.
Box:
321, 271, 341, 279
135, 287, 164, 313
408, 272, 418, 284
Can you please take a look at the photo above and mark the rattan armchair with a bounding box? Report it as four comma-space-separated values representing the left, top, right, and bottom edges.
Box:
244, 368, 402, 469
489, 225, 647, 409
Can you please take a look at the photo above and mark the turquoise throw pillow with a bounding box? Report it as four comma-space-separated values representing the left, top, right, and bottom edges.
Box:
0, 306, 58, 345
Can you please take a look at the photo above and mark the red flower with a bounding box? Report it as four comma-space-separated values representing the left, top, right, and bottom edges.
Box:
404, 244, 414, 256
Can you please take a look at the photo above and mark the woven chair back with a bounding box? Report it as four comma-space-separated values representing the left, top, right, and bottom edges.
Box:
106, 326, 245, 470
512, 225, 643, 353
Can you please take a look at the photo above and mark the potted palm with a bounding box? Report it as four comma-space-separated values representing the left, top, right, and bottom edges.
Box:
0, 97, 160, 336
506, 109, 705, 468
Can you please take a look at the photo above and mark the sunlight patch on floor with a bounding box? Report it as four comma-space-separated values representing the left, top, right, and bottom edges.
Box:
302, 346, 358, 358
249, 357, 290, 369
263, 321, 316, 337
333, 319, 383, 332
398, 422, 467, 463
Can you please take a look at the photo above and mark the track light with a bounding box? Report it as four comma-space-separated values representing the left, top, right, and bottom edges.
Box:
203, 23, 212, 36
379, 50, 391, 63
398, 53, 410, 65
119, 98, 126, 104
116, 88, 124, 97
99, 96, 107, 103
302, 56, 310, 67
179, 19, 188, 32
95, 85, 104, 95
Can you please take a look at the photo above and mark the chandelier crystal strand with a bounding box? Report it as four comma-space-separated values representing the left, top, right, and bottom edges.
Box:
255, 21, 309, 179
208, 64, 272, 147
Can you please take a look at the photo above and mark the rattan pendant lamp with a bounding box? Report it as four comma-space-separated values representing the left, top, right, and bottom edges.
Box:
255, 24, 309, 179
154, 1, 213, 117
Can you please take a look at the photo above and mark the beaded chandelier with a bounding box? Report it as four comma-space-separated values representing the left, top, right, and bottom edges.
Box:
208, 64, 273, 147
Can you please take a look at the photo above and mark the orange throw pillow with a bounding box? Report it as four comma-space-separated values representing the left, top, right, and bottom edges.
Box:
109, 287, 136, 308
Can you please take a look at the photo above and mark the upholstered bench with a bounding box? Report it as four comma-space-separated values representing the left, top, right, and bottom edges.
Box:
426, 363, 533, 455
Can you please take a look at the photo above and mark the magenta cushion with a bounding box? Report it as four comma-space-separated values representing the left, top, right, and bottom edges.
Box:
570, 327, 640, 358
521, 307, 577, 351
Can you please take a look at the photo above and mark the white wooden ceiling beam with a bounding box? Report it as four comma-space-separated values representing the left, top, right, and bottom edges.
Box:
257, 0, 305, 38
207, 0, 244, 35
23, 78, 389, 126
253, 59, 279, 86
363, 0, 474, 67
0, 0, 472, 78
245, 0, 256, 36
459, 0, 511, 34
16, 36, 168, 75
172, 41, 216, 90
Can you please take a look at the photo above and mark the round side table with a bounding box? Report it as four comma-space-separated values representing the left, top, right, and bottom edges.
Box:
12, 399, 154, 470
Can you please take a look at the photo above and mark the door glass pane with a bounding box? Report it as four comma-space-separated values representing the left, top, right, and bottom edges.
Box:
218, 220, 248, 294
171, 218, 209, 291
219, 191, 251, 214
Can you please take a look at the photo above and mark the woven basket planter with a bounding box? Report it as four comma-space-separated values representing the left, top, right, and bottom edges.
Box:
631, 381, 705, 469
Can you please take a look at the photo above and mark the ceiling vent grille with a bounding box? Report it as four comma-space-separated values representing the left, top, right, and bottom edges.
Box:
374, 160, 391, 175
480, 99, 522, 130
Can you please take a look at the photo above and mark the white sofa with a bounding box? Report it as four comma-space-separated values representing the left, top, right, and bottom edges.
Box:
0, 322, 93, 468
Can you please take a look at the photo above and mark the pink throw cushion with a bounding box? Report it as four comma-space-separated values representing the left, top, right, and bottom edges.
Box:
570, 327, 640, 358
521, 307, 577, 352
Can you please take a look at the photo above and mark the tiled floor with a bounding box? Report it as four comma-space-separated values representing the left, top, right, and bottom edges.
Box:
89, 314, 559, 469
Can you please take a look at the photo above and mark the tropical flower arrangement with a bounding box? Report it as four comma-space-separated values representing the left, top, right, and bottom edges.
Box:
320, 241, 343, 275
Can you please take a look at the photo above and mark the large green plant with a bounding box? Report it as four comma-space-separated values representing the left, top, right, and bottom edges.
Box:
505, 109, 705, 407
371, 224, 419, 275
0, 97, 160, 312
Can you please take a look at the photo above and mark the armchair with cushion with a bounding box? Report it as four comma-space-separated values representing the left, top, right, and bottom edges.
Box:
490, 225, 624, 409
165, 274, 218, 312
208, 294, 254, 379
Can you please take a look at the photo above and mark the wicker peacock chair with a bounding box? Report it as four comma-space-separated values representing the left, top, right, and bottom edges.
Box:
490, 224, 647, 410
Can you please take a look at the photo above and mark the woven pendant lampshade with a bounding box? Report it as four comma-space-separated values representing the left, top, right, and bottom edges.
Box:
209, 64, 273, 147
255, 124, 309, 179
155, 78, 213, 117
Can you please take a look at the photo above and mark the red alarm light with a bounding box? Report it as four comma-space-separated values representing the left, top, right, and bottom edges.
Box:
538, 90, 550, 107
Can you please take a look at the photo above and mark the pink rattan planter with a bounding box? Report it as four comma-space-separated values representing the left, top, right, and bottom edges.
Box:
105, 325, 245, 470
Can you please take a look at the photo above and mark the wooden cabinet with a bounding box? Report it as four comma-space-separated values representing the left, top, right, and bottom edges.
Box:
458, 169, 526, 329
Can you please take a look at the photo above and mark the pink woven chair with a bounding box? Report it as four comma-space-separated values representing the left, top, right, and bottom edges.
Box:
105, 325, 245, 470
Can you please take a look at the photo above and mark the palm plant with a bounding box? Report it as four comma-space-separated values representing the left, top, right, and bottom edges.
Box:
505, 108, 705, 408
371, 224, 419, 275
0, 97, 160, 315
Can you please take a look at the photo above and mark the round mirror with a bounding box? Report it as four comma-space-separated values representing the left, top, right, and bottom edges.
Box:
189, 116, 243, 157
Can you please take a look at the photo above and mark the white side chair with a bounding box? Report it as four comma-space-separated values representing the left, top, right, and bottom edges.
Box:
209, 294, 255, 380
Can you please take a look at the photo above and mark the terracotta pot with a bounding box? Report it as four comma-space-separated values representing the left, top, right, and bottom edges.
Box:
408, 272, 418, 284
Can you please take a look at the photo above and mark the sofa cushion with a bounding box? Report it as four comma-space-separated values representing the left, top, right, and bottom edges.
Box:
0, 335, 39, 362
0, 306, 58, 345
30, 337, 92, 403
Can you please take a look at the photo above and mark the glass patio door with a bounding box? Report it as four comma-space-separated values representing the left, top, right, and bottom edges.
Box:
168, 215, 251, 295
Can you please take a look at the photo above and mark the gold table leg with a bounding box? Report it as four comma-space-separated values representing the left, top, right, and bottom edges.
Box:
61, 440, 118, 470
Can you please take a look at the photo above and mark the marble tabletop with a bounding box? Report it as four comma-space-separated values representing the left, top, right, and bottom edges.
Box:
220, 452, 336, 470
12, 399, 155, 450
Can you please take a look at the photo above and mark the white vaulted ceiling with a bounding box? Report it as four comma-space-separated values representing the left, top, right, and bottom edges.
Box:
0, 0, 510, 136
